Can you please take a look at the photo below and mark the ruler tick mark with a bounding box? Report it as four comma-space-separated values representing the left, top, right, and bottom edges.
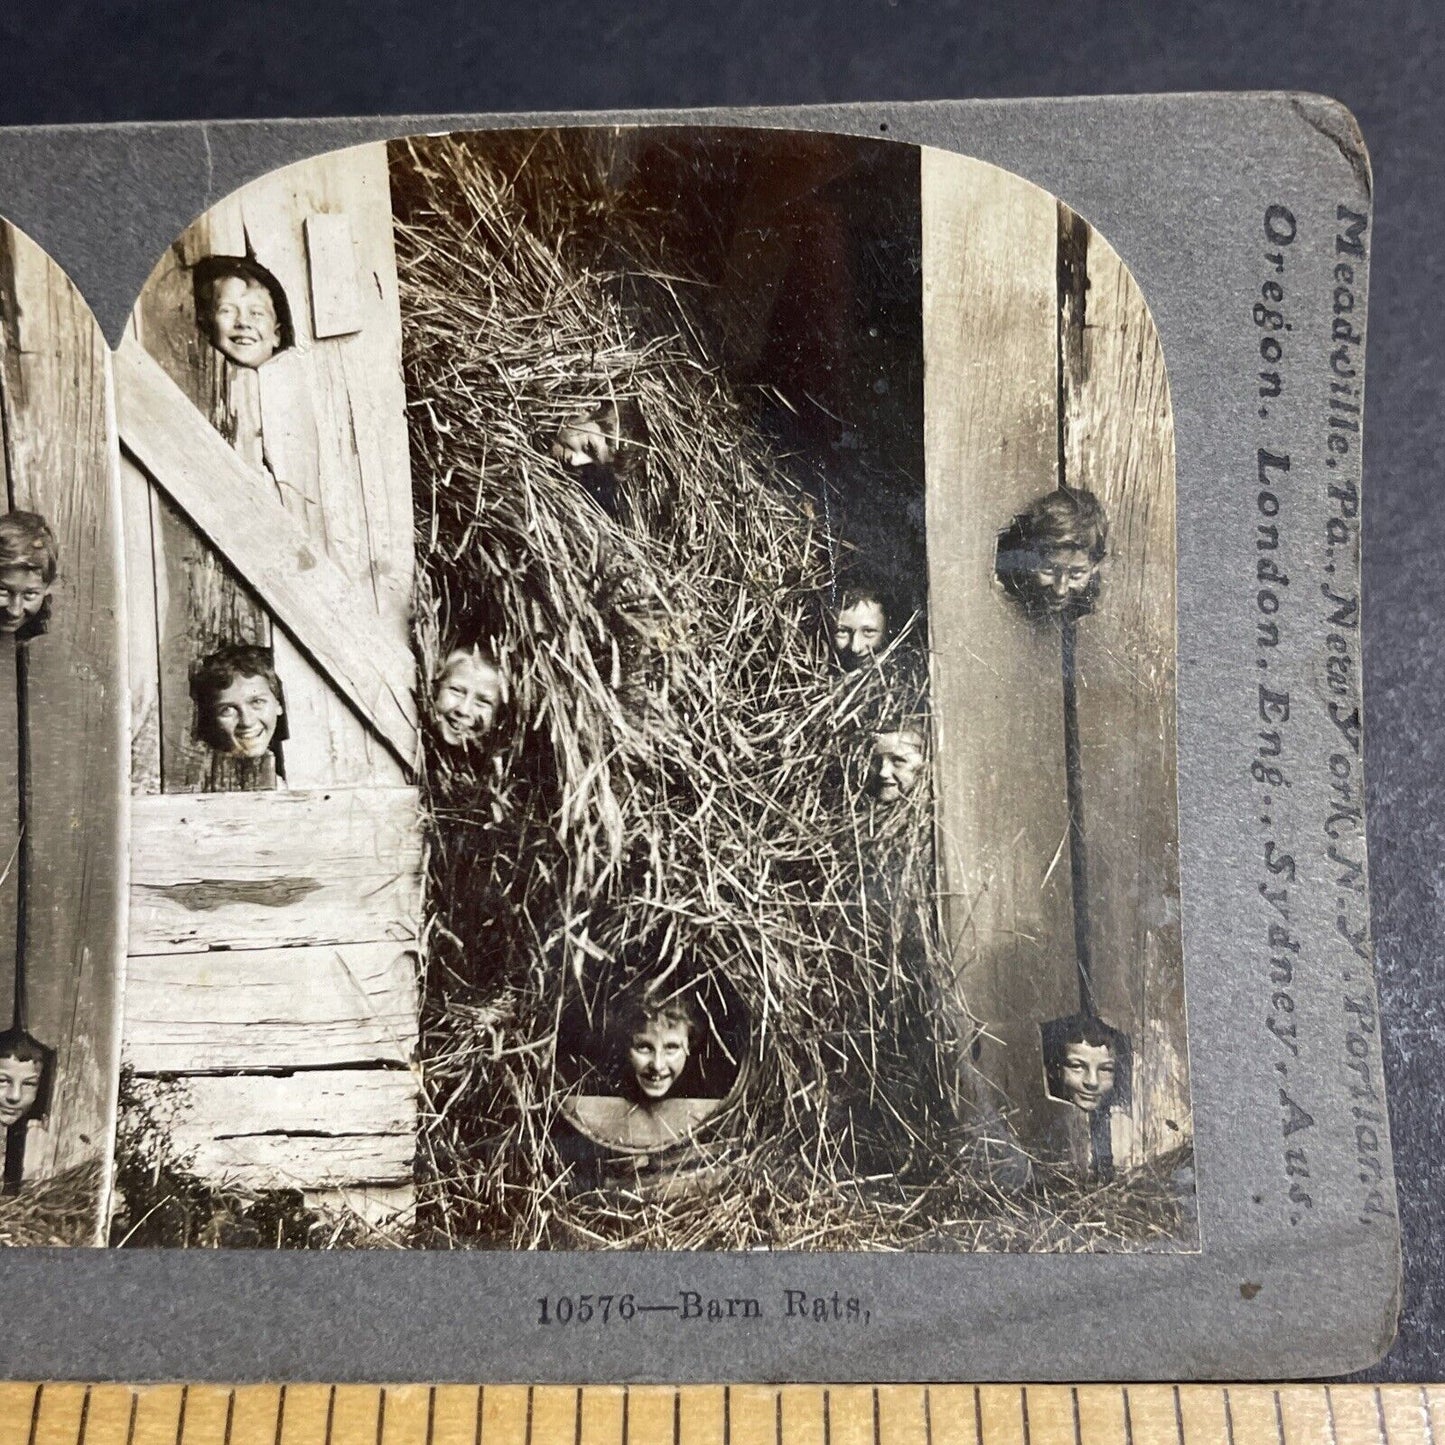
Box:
775, 1390, 783, 1445
125, 1392, 139, 1445
1021, 1387, 1032, 1445
177, 1384, 190, 1445
673, 1390, 680, 1445
475, 1387, 484, 1445
1175, 1387, 1186, 1445
1071, 1388, 1081, 1445
873, 1389, 880, 1445
1326, 1386, 1340, 1445
223, 1392, 235, 1445
325, 1387, 337, 1445
78, 1388, 93, 1445
27, 1384, 42, 1445
377, 1388, 388, 1445
923, 1388, 934, 1445
724, 1387, 731, 1445
425, 1389, 436, 1445
1123, 1387, 1136, 1445
823, 1391, 831, 1445
1274, 1389, 1285, 1445
623, 1386, 630, 1445
573, 1388, 582, 1445
1375, 1388, 1388, 1445
1224, 1388, 1237, 1445
275, 1387, 287, 1445
974, 1388, 983, 1445
526, 1387, 534, 1445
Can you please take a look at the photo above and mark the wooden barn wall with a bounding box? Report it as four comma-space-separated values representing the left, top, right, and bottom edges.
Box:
116, 142, 421, 1213
0, 221, 125, 1200
921, 150, 1077, 1147
922, 149, 1188, 1161
1058, 211, 1190, 1161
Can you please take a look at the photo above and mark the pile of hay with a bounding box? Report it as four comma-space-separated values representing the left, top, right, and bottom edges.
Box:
393, 130, 1191, 1252
0, 1161, 104, 1247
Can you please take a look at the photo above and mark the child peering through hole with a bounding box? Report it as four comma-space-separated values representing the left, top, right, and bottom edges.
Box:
996, 486, 1108, 622
193, 255, 294, 371
428, 639, 507, 751
0, 511, 58, 641
548, 396, 649, 519
865, 724, 927, 807
1040, 1011, 1135, 1179
0, 1026, 53, 1133
830, 581, 891, 672
189, 644, 289, 776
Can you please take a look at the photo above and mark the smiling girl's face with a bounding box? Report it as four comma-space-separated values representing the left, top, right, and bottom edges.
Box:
627, 1018, 691, 1103
211, 673, 283, 758
0, 1055, 41, 1128
208, 277, 282, 368
1059, 1042, 1117, 1113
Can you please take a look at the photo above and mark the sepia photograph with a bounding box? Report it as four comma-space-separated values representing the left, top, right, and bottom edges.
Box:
12, 124, 1192, 1253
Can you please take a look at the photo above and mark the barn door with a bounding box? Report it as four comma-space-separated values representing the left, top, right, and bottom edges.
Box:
922, 149, 1189, 1167
0, 220, 125, 1232
114, 144, 422, 1221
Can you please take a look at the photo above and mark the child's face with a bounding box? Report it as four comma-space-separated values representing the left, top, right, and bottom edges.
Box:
1059, 1042, 1117, 1113
0, 566, 50, 634
627, 1018, 691, 1102
868, 730, 926, 804
1031, 545, 1098, 612
432, 651, 503, 747
551, 413, 616, 470
0, 1056, 42, 1127
208, 277, 282, 368
833, 600, 886, 669
211, 673, 283, 758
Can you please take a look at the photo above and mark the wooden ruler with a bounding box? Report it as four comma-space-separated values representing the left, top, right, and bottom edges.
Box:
2, 1385, 1441, 1445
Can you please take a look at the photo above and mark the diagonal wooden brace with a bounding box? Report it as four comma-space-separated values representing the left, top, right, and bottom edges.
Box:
113, 336, 418, 772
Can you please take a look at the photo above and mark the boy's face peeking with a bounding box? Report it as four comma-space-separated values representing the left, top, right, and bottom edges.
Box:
1031, 544, 1098, 612
552, 412, 616, 470
0, 566, 50, 633
0, 1055, 42, 1127
627, 1017, 691, 1102
833, 599, 886, 669
432, 651, 503, 747
868, 730, 925, 804
210, 672, 283, 758
1059, 1042, 1117, 1113
208, 276, 282, 368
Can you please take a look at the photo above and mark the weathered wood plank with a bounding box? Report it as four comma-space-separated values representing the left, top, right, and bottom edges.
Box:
304, 213, 365, 338
1061, 213, 1188, 1162
0, 221, 125, 1188
115, 336, 418, 769
129, 786, 422, 954
120, 447, 162, 794
124, 941, 418, 1071
133, 1069, 416, 1189
921, 149, 1077, 1147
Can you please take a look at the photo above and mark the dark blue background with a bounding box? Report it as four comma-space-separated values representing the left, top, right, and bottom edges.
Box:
0, 0, 1440, 1382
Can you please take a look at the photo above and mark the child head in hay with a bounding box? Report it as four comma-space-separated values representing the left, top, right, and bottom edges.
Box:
1041, 1012, 1131, 1116
831, 582, 890, 671
548, 397, 649, 519
0, 1026, 53, 1128
613, 988, 700, 1106
193, 255, 294, 369
190, 644, 288, 762
430, 640, 506, 750
866, 724, 928, 806
996, 487, 1108, 620
0, 511, 57, 640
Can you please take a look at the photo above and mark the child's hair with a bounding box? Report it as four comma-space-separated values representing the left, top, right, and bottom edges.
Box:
189, 643, 290, 753
0, 511, 59, 584
1040, 1011, 1131, 1110
0, 1025, 54, 1121
615, 989, 699, 1044
192, 255, 295, 352
834, 580, 889, 619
